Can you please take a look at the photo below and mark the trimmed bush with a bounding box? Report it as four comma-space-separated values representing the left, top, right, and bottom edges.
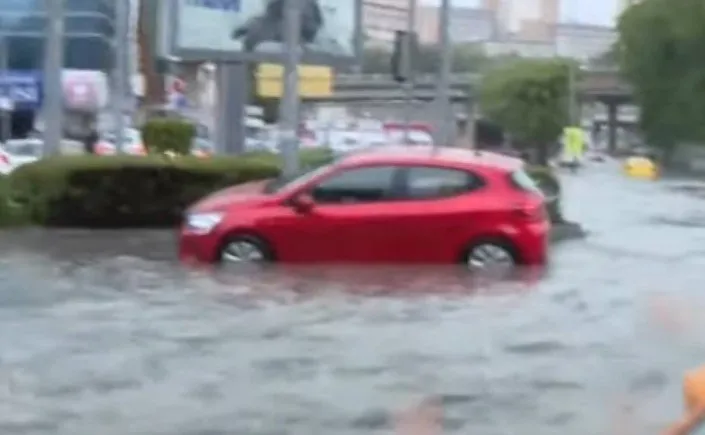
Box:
0, 175, 28, 226
6, 149, 335, 228
141, 119, 195, 155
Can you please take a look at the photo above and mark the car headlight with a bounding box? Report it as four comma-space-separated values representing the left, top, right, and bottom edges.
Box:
185, 212, 224, 234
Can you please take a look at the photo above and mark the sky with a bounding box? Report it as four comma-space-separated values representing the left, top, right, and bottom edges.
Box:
422, 0, 619, 26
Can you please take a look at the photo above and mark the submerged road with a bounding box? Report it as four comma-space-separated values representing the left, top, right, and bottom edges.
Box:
2, 161, 705, 434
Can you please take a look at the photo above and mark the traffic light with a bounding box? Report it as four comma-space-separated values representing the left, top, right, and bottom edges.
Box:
391, 30, 418, 83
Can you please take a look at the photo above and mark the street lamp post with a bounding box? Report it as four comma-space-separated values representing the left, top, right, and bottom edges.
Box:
568, 62, 576, 125
0, 31, 12, 143
112, 0, 130, 153
278, 0, 302, 177
435, 0, 452, 147
44, 0, 65, 156
401, 0, 417, 143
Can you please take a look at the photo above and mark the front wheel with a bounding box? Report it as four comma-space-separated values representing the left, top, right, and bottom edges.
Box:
219, 234, 273, 265
461, 240, 517, 276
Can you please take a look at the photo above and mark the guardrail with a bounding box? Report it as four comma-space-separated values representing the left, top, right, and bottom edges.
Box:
335, 68, 622, 85
335, 73, 480, 84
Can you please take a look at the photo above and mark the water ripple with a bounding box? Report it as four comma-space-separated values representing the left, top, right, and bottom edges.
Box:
1, 166, 705, 434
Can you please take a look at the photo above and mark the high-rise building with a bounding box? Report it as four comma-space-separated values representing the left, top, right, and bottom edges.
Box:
362, 0, 410, 47
0, 0, 116, 71
481, 0, 558, 40
0, 0, 118, 138
417, 6, 496, 44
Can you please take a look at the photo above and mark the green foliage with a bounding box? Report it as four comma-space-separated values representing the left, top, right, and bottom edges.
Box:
6, 149, 335, 228
617, 0, 705, 149
0, 175, 28, 226
141, 119, 195, 154
479, 59, 572, 164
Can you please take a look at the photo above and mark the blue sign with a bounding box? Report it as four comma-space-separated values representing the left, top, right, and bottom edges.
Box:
0, 71, 42, 110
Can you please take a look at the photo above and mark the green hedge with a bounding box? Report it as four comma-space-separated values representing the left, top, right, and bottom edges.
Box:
141, 119, 195, 154
5, 149, 334, 228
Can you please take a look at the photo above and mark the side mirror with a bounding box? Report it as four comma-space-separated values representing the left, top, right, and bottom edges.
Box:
290, 193, 314, 213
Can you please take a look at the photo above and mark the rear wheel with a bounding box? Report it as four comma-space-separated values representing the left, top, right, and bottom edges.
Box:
461, 238, 518, 276
219, 234, 274, 265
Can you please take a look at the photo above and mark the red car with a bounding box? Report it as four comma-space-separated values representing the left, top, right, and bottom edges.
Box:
178, 146, 550, 272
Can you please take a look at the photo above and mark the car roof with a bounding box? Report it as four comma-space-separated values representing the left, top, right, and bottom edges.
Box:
337, 146, 523, 172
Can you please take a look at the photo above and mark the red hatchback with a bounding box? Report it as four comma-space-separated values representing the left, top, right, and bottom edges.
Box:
178, 147, 550, 272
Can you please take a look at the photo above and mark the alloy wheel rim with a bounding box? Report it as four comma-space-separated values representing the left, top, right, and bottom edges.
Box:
222, 241, 265, 263
467, 244, 514, 271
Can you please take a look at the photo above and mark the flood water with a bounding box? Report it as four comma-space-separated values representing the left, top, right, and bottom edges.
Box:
2, 160, 705, 435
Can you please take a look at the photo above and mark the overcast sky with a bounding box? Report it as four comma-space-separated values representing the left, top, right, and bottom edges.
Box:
421, 0, 618, 26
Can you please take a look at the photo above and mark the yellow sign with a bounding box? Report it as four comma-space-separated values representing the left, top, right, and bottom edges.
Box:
255, 63, 333, 98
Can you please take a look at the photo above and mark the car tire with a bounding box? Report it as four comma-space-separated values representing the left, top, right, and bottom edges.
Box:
460, 237, 518, 275
218, 234, 275, 266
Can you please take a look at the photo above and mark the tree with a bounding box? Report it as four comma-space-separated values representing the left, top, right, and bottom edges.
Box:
479, 59, 571, 165
617, 0, 705, 155
139, 0, 166, 105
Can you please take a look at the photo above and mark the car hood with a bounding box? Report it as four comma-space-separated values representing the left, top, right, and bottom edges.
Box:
190, 180, 273, 212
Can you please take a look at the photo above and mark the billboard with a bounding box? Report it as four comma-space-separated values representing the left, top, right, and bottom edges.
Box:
256, 63, 332, 98
0, 72, 42, 110
168, 0, 362, 65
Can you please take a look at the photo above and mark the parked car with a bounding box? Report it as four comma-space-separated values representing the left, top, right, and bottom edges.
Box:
191, 137, 214, 157
94, 128, 146, 155
179, 146, 549, 272
0, 138, 45, 174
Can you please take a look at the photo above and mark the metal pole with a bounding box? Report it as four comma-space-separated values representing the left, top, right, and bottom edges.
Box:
402, 0, 417, 143
218, 62, 248, 155
435, 0, 452, 147
568, 63, 575, 125
278, 0, 301, 177
43, 0, 64, 156
0, 35, 10, 143
113, 0, 129, 153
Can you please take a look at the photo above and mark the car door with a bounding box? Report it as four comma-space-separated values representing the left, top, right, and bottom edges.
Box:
278, 165, 404, 263
389, 165, 487, 263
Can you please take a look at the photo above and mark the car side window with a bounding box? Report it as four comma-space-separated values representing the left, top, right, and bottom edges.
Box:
310, 166, 398, 204
404, 166, 483, 199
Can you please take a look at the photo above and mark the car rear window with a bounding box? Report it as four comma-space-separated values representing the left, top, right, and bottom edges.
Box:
510, 169, 542, 193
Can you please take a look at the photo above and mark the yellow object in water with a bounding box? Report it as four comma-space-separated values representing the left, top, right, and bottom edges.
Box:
624, 156, 658, 179
684, 365, 705, 412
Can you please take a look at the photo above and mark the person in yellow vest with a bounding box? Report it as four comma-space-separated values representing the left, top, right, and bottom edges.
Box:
561, 126, 585, 170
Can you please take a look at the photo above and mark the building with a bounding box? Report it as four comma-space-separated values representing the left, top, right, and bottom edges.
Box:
2, 0, 115, 71
449, 7, 497, 43
416, 6, 496, 44
481, 0, 558, 41
555, 23, 617, 62
481, 39, 556, 58
0, 0, 118, 137
362, 0, 410, 47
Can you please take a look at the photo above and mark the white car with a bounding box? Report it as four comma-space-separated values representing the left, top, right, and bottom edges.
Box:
95, 128, 146, 155
0, 138, 43, 174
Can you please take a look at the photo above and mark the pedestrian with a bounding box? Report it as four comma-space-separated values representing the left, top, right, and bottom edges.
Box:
84, 130, 98, 154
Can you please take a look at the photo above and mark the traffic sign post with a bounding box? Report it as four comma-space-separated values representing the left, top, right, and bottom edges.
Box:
0, 96, 13, 142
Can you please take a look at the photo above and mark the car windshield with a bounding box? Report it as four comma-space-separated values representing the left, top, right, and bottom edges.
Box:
264, 164, 333, 194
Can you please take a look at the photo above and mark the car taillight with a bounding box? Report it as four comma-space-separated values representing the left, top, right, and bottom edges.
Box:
0, 153, 9, 165
513, 203, 547, 221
